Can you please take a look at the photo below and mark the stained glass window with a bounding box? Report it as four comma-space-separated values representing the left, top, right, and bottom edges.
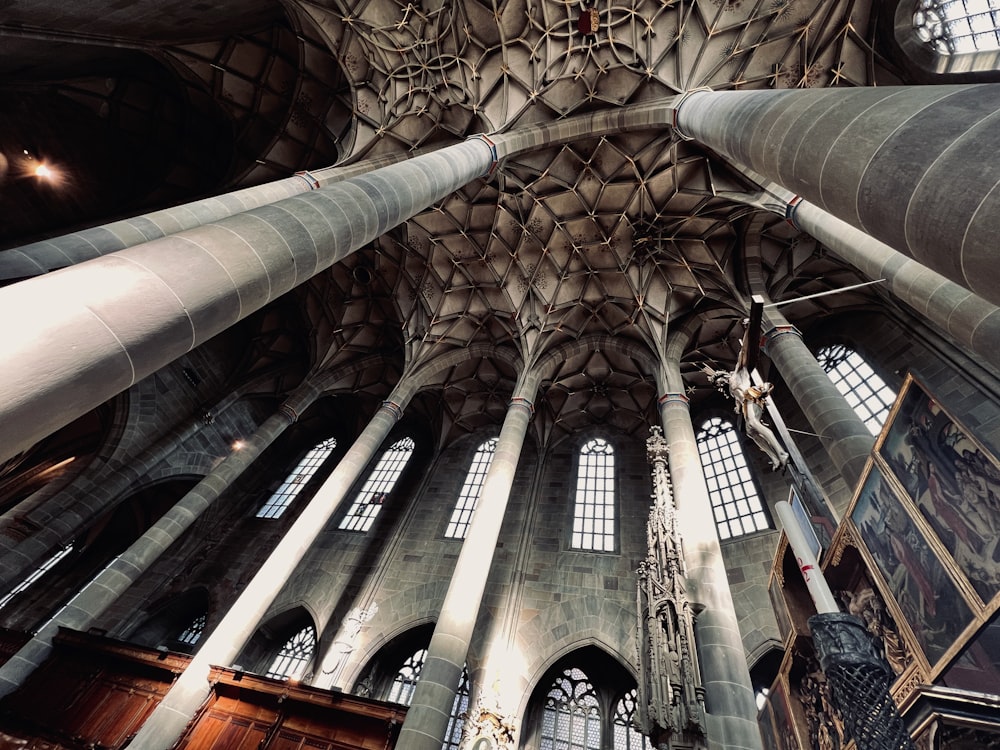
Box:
613, 689, 652, 750
387, 648, 426, 705
176, 612, 207, 645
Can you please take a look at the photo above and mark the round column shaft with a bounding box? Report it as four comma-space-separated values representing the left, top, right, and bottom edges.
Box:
126, 391, 414, 750
674, 85, 1000, 308
760, 310, 873, 513
396, 392, 536, 750
0, 138, 495, 466
657, 389, 762, 750
0, 154, 406, 282
0, 384, 319, 699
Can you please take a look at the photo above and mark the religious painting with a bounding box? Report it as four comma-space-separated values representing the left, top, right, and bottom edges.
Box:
878, 376, 1000, 604
938, 610, 1000, 694
758, 700, 779, 750
851, 463, 974, 668
767, 679, 799, 750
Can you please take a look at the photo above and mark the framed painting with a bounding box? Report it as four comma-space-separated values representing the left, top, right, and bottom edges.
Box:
939, 610, 1000, 694
878, 375, 1000, 605
850, 462, 974, 668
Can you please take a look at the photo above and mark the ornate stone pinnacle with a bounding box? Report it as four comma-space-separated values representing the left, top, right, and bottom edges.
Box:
646, 425, 669, 465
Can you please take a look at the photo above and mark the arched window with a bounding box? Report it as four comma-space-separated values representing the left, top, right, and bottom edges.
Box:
387, 647, 427, 705
816, 344, 897, 436
257, 438, 337, 519
524, 649, 652, 750
542, 667, 602, 749
914, 0, 1000, 55
175, 612, 207, 646
266, 624, 316, 680
571, 438, 616, 552
443, 667, 471, 750
340, 437, 415, 532
696, 418, 771, 540
612, 689, 650, 750
446, 438, 497, 539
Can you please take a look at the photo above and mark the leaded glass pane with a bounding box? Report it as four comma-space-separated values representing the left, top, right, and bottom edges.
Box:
266, 624, 316, 680
176, 612, 207, 645
571, 439, 616, 552
387, 648, 426, 705
340, 437, 416, 532
257, 438, 337, 519
914, 0, 1000, 53
816, 344, 896, 436
696, 418, 770, 541
446, 438, 497, 539
541, 668, 601, 750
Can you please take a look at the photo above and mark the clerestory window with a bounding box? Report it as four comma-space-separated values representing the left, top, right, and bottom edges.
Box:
339, 437, 415, 532
445, 438, 497, 539
571, 438, 616, 552
914, 0, 1000, 55
257, 438, 337, 519
696, 418, 771, 540
816, 344, 897, 436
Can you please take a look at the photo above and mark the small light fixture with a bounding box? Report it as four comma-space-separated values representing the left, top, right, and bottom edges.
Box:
232, 439, 246, 451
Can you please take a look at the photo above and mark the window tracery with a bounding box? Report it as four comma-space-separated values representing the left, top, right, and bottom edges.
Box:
340, 437, 415, 532
266, 624, 316, 680
257, 438, 337, 519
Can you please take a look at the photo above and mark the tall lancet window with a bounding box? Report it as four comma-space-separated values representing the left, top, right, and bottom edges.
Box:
816, 344, 897, 435
572, 438, 616, 552
266, 624, 316, 680
340, 437, 415, 532
446, 438, 497, 539
696, 418, 770, 540
914, 0, 1000, 54
541, 667, 602, 750
257, 438, 338, 518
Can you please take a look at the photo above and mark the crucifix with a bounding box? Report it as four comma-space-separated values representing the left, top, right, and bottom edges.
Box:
704, 298, 789, 472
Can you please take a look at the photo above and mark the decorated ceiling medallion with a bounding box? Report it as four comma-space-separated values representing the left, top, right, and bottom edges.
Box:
577, 6, 599, 35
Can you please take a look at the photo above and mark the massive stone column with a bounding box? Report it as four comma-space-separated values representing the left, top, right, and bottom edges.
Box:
730, 170, 1000, 375
127, 383, 418, 750
0, 155, 405, 281
396, 383, 539, 750
0, 383, 321, 699
658, 335, 762, 750
0, 137, 497, 466
673, 85, 1000, 309
759, 305, 873, 514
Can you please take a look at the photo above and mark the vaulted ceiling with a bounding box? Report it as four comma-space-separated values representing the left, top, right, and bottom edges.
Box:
0, 0, 910, 448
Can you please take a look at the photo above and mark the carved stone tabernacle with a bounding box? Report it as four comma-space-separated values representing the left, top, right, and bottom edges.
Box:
635, 426, 708, 750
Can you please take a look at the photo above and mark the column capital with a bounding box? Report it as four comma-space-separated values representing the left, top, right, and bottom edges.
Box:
657, 391, 690, 408
380, 400, 404, 422
468, 134, 499, 176
278, 403, 299, 423
785, 194, 803, 228
508, 395, 534, 414
294, 170, 320, 190
762, 324, 803, 354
